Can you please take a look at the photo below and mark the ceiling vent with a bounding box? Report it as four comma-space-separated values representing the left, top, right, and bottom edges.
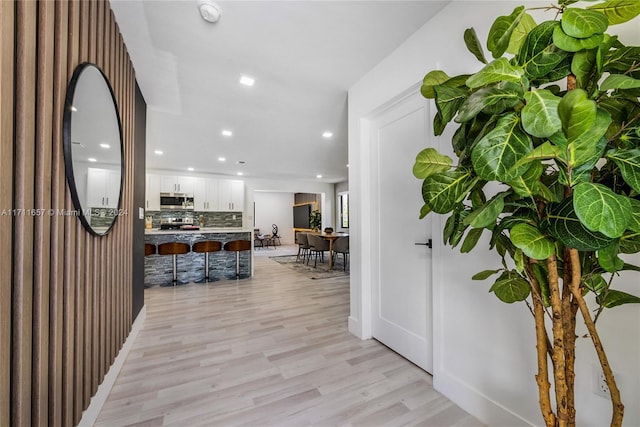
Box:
198, 0, 221, 23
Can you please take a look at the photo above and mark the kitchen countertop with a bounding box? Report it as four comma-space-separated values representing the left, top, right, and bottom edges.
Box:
145, 227, 252, 235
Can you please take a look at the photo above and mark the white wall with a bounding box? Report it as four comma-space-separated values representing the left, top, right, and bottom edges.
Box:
254, 191, 295, 245
349, 2, 640, 426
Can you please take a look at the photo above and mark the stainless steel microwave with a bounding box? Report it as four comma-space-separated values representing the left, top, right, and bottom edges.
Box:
160, 193, 194, 210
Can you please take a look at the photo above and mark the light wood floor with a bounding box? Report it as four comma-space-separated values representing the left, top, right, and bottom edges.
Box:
95, 247, 483, 427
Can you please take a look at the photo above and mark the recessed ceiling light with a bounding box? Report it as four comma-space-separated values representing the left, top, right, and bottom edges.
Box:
221, 130, 233, 137
70, 106, 78, 112
99, 143, 110, 149
316, 174, 323, 179
322, 131, 333, 138
218, 157, 226, 162
187, 167, 194, 171
154, 150, 163, 155
239, 75, 255, 87
88, 157, 97, 162
198, 0, 221, 23
237, 172, 243, 176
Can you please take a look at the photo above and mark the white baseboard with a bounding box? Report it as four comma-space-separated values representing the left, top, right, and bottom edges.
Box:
77, 306, 146, 427
434, 368, 536, 427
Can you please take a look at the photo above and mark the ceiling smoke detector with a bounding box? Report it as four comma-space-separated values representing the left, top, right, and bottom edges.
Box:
198, 0, 221, 23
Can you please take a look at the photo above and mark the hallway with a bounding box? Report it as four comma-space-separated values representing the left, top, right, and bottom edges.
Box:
95, 253, 482, 426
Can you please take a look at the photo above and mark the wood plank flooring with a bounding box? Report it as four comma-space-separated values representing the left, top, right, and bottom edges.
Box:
95, 246, 483, 426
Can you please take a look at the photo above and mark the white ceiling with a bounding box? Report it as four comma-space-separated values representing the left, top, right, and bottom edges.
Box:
110, 0, 449, 183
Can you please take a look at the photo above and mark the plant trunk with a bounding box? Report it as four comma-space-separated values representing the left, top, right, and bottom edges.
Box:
528, 261, 556, 427
547, 254, 570, 427
567, 249, 624, 426
562, 248, 578, 427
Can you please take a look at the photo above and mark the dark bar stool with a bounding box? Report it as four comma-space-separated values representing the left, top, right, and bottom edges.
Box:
157, 242, 191, 286
145, 243, 156, 256
192, 240, 222, 283
223, 240, 252, 279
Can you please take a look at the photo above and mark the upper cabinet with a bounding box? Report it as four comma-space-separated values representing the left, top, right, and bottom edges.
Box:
160, 175, 195, 194
218, 179, 244, 211
145, 174, 161, 211
147, 174, 244, 212
193, 177, 219, 211
87, 167, 120, 208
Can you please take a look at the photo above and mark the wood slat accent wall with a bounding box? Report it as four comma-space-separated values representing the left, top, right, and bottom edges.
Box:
1, 1, 137, 425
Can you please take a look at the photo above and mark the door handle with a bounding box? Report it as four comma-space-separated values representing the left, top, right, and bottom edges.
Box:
414, 239, 432, 248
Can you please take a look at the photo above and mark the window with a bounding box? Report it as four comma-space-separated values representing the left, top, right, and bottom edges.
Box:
339, 192, 349, 228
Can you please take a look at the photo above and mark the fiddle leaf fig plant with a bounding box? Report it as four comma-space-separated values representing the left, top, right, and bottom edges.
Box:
413, 1, 640, 426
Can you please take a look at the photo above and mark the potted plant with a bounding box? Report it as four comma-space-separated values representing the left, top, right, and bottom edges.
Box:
309, 209, 322, 231
413, 1, 640, 426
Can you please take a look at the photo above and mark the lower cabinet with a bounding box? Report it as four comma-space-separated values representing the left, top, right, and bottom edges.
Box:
87, 167, 120, 208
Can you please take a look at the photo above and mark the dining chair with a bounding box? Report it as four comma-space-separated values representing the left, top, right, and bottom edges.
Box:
332, 236, 349, 271
307, 234, 329, 268
296, 232, 310, 263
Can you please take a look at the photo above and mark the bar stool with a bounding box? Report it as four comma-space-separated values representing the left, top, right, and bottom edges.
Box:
192, 240, 222, 283
145, 243, 156, 256
157, 242, 191, 286
223, 240, 252, 279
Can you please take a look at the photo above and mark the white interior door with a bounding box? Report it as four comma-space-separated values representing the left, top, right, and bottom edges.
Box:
370, 90, 433, 373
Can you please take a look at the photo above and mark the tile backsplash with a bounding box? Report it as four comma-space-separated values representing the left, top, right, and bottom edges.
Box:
145, 210, 242, 228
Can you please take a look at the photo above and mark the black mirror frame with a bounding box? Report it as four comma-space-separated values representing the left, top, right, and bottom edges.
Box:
62, 62, 124, 237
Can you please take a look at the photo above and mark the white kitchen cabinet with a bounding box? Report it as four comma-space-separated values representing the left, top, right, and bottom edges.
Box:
145, 174, 161, 211
160, 175, 195, 194
87, 168, 120, 208
218, 179, 244, 211
194, 178, 219, 211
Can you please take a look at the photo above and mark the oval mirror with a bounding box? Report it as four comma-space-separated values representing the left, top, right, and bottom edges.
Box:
63, 63, 123, 236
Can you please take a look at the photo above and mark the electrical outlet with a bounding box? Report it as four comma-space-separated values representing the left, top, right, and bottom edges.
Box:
593, 367, 610, 398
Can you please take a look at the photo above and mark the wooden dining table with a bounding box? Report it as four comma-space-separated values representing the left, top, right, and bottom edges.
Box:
309, 232, 348, 270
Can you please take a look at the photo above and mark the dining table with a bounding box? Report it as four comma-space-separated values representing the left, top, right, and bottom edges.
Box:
309, 232, 349, 270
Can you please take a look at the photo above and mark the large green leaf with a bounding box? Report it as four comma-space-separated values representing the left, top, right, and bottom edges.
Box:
419, 204, 431, 220
487, 6, 527, 58
471, 113, 533, 181
510, 223, 556, 260
508, 161, 543, 197
598, 241, 625, 272
627, 198, 640, 233
558, 89, 596, 142
514, 142, 565, 171
463, 192, 508, 228
573, 182, 632, 238
600, 74, 640, 91
571, 48, 598, 89
466, 58, 525, 89
461, 228, 484, 253
464, 28, 487, 64
570, 111, 611, 168
413, 148, 453, 179
421, 70, 450, 99
553, 25, 604, 52
434, 85, 468, 126
545, 198, 614, 250
517, 21, 570, 79
604, 47, 640, 73
598, 290, 640, 308
587, 0, 640, 25
456, 82, 523, 123
522, 89, 562, 138
561, 8, 608, 38
472, 269, 502, 280
606, 149, 640, 193
489, 271, 531, 303
422, 170, 476, 214
507, 13, 537, 55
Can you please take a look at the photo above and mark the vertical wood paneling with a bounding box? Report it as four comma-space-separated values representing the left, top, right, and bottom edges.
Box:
0, 1, 14, 425
5, 1, 137, 425
49, 2, 69, 424
33, 1, 55, 425
13, 1, 38, 425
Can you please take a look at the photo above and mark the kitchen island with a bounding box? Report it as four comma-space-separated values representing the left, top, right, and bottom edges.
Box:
144, 228, 253, 286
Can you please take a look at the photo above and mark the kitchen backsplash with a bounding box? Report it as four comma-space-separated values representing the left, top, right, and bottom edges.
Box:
146, 210, 243, 228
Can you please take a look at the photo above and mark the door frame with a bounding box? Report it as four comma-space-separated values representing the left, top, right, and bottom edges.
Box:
356, 82, 439, 369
